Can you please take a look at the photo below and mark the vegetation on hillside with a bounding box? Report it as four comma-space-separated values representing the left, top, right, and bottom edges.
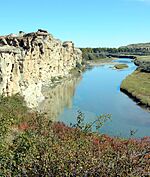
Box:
126, 42, 150, 49
81, 47, 150, 54
0, 95, 150, 176
80, 47, 150, 61
121, 69, 150, 107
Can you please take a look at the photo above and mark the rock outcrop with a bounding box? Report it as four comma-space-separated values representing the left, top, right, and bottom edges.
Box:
0, 30, 82, 107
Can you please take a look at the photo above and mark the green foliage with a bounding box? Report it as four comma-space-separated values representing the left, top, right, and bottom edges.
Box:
71, 110, 111, 133
0, 94, 27, 139
80, 47, 150, 61
0, 95, 150, 176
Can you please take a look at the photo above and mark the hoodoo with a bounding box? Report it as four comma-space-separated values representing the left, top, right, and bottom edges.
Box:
0, 30, 82, 107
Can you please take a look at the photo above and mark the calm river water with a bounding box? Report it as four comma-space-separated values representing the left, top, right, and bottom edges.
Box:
39, 58, 150, 138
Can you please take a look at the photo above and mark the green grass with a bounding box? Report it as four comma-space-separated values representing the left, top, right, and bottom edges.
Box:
114, 64, 128, 69
121, 70, 150, 107
137, 55, 150, 62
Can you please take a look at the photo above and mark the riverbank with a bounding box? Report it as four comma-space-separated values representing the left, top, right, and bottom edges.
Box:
0, 95, 150, 176
41, 58, 150, 138
120, 56, 150, 108
121, 69, 150, 108
85, 57, 116, 67
134, 55, 150, 72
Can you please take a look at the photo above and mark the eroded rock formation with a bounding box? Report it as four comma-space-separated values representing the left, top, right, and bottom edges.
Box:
0, 30, 82, 107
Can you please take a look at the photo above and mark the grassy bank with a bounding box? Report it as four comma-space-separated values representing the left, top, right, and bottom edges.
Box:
121, 69, 150, 107
0, 95, 150, 176
137, 55, 150, 62
86, 57, 115, 67
114, 64, 128, 69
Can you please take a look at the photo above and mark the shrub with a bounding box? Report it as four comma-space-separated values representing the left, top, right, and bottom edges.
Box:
0, 95, 149, 176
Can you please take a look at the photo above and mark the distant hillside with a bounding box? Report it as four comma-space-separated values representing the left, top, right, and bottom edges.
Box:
121, 43, 150, 50
120, 42, 150, 55
81, 42, 150, 61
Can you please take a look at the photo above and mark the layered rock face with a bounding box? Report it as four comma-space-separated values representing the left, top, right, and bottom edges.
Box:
0, 30, 82, 107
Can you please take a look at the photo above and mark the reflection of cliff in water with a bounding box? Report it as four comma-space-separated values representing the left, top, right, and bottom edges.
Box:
37, 76, 81, 120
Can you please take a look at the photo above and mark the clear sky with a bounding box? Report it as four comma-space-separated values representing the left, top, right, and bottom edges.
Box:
0, 0, 150, 47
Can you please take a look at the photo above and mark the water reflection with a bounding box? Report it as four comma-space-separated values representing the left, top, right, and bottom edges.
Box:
58, 58, 150, 138
38, 76, 81, 120
37, 58, 150, 138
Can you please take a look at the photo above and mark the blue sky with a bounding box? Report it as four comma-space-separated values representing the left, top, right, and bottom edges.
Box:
0, 0, 150, 47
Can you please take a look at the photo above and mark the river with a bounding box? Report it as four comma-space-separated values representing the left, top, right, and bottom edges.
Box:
38, 58, 150, 138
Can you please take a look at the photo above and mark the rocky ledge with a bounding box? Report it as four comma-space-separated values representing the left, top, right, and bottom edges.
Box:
0, 29, 82, 107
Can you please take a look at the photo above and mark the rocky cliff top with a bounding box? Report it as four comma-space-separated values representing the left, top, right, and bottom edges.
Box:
0, 29, 75, 55
0, 29, 82, 108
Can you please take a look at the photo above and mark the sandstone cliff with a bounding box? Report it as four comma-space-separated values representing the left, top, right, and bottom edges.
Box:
0, 30, 82, 107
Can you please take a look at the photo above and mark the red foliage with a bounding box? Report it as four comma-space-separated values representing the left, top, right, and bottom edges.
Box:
144, 153, 150, 159
141, 136, 150, 143
52, 122, 73, 139
92, 137, 100, 146
18, 122, 29, 131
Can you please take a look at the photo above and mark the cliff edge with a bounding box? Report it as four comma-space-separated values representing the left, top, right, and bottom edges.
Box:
0, 29, 82, 107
